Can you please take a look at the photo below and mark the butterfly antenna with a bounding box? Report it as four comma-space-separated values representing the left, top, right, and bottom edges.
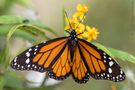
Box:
75, 13, 86, 30
64, 10, 72, 30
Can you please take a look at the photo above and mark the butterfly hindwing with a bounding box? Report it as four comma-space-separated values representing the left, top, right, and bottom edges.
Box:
48, 44, 71, 80
11, 37, 68, 73
77, 38, 126, 82
72, 43, 90, 83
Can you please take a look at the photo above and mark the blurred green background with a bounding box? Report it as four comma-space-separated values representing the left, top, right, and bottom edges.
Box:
0, 0, 134, 90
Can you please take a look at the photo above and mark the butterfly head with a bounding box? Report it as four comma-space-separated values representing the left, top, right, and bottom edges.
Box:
70, 29, 76, 35
69, 29, 77, 39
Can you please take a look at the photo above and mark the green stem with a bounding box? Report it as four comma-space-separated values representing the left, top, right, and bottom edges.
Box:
41, 73, 48, 87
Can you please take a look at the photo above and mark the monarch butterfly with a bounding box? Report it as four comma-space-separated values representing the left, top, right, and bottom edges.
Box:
10, 28, 126, 83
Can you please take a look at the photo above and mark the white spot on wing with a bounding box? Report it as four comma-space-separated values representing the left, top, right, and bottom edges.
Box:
34, 48, 37, 51
119, 75, 122, 78
113, 77, 115, 80
43, 41, 46, 43
116, 76, 119, 79
14, 63, 17, 65
34, 66, 37, 68
103, 56, 106, 59
14, 57, 17, 62
36, 45, 38, 48
26, 52, 30, 57
34, 52, 36, 55
27, 65, 30, 67
107, 74, 110, 77
25, 58, 30, 64
109, 57, 112, 60
29, 48, 32, 51
104, 60, 106, 63
109, 61, 114, 67
120, 69, 123, 74
108, 68, 112, 73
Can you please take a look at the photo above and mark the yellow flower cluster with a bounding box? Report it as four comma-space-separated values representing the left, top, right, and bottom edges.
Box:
64, 4, 99, 42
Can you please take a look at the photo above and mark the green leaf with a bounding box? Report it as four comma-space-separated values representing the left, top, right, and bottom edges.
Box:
0, 76, 5, 90
92, 42, 135, 63
92, 42, 113, 57
6, 24, 50, 42
0, 15, 24, 24
18, 24, 46, 38
0, 47, 9, 66
115, 83, 125, 90
0, 15, 57, 35
14, 0, 31, 7
30, 20, 58, 36
7, 24, 24, 41
0, 0, 14, 15
0, 25, 37, 42
5, 72, 23, 89
107, 47, 135, 63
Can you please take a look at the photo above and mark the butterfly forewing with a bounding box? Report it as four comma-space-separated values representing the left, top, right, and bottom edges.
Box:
77, 39, 126, 82
11, 37, 68, 73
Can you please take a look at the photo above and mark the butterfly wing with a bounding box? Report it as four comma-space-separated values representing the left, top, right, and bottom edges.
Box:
77, 38, 126, 82
49, 42, 71, 80
71, 42, 90, 83
11, 37, 71, 80
71, 38, 126, 83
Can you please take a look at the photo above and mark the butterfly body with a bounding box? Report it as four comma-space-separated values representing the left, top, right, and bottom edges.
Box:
68, 29, 78, 62
11, 29, 125, 84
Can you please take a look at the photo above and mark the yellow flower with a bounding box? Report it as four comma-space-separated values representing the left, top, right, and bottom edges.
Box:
82, 26, 100, 42
73, 12, 86, 20
65, 17, 79, 30
64, 4, 99, 42
65, 17, 85, 34
77, 4, 88, 13
64, 25, 70, 31
73, 4, 88, 20
75, 23, 85, 34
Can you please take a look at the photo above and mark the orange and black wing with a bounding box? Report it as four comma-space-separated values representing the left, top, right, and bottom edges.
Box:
72, 42, 90, 83
72, 38, 126, 83
11, 37, 71, 80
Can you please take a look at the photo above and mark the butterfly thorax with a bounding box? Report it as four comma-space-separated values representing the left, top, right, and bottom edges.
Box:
68, 30, 78, 62
69, 30, 77, 46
